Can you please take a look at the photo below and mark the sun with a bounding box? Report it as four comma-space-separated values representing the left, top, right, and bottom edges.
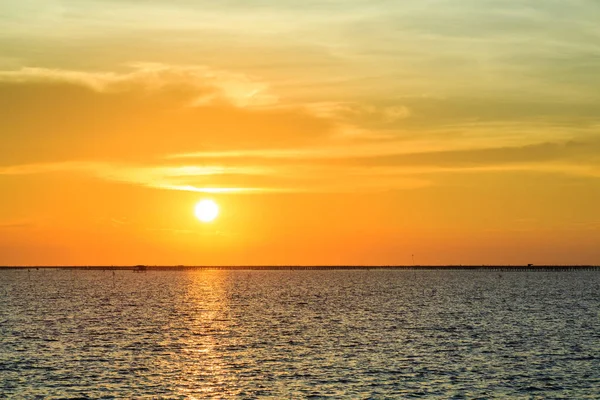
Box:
194, 199, 219, 222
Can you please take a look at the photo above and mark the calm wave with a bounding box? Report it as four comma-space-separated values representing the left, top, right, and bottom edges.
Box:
1, 269, 599, 398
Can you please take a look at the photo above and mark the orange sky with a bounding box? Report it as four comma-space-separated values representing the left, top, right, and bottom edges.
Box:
1, 1, 599, 265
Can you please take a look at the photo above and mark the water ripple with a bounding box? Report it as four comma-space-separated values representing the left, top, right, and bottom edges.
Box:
1, 269, 599, 398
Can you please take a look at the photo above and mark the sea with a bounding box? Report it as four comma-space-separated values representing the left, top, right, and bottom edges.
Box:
1, 268, 599, 399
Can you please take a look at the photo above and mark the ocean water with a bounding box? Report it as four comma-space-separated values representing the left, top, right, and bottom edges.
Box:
1, 268, 599, 399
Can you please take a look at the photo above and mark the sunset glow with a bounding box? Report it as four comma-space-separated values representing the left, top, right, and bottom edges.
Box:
1, 1, 599, 266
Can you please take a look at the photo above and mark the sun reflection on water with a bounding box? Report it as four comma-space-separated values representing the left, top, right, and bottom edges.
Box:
169, 270, 233, 397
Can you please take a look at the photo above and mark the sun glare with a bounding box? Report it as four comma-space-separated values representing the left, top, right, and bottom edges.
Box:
194, 199, 219, 222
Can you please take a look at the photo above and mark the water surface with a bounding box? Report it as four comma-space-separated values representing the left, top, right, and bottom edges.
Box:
1, 269, 599, 398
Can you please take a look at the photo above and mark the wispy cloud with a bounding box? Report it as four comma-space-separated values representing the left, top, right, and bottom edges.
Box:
0, 160, 429, 193
0, 221, 35, 229
0, 162, 269, 193
304, 102, 411, 123
0, 65, 335, 165
0, 64, 278, 108
1, 135, 599, 195
1, 2, 599, 193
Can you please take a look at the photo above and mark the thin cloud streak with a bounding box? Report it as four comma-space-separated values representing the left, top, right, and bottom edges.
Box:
1, 147, 598, 196
0, 221, 35, 229
0, 162, 268, 193
0, 64, 278, 108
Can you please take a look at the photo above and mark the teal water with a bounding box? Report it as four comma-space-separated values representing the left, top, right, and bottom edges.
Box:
1, 269, 599, 398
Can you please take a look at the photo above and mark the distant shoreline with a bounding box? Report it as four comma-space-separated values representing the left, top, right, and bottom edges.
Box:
1, 265, 599, 271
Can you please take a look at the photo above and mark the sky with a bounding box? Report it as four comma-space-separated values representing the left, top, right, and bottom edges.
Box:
1, 0, 599, 265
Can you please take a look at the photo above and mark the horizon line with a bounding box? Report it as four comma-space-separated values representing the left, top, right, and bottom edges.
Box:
1, 264, 599, 270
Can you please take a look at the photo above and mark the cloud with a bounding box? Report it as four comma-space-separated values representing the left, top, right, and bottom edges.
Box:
305, 102, 410, 122
4, 0, 600, 110
167, 137, 600, 169
0, 161, 269, 193
0, 221, 35, 229
0, 159, 430, 193
110, 217, 129, 226
0, 64, 279, 107
1, 61, 598, 195
333, 139, 600, 169
0, 65, 335, 165
1, 136, 599, 195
